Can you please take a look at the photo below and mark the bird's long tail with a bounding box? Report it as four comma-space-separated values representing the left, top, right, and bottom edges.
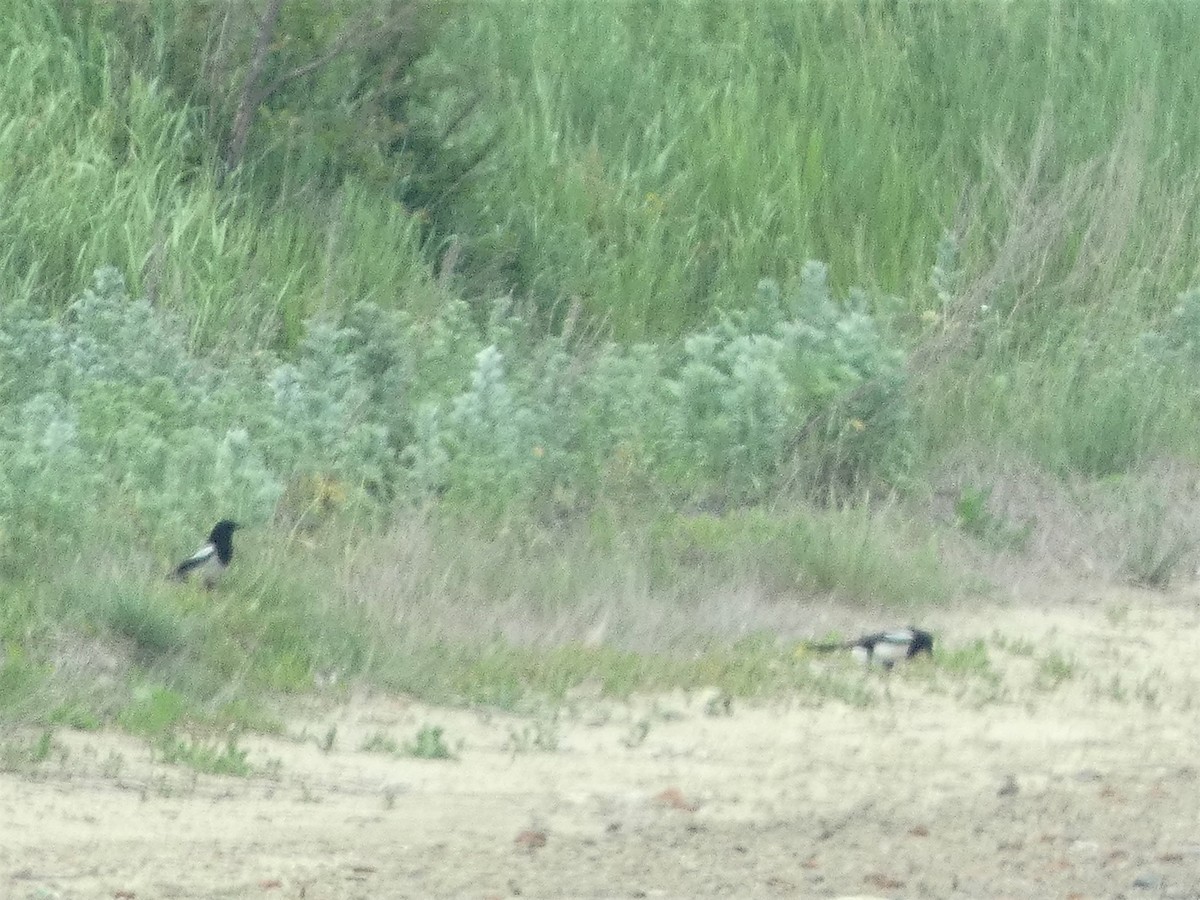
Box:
801, 640, 855, 654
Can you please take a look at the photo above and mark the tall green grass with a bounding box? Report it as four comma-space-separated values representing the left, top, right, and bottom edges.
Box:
452, 0, 1200, 336
8, 1, 1200, 343
0, 0, 438, 346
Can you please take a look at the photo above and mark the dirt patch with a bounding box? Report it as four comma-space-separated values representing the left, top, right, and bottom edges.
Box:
5, 588, 1200, 899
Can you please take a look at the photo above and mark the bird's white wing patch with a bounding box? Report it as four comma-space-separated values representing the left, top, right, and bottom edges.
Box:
183, 544, 216, 567
872, 640, 910, 664
173, 543, 217, 578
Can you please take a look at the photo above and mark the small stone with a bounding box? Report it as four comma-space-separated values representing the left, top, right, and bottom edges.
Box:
1133, 873, 1163, 890
514, 829, 547, 851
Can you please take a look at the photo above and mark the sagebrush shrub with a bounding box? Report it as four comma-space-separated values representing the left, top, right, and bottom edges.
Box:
269, 317, 393, 499
442, 345, 540, 505
0, 261, 910, 570
0, 269, 280, 548
662, 262, 909, 498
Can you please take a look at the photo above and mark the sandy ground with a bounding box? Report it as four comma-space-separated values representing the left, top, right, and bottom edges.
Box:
5, 588, 1200, 900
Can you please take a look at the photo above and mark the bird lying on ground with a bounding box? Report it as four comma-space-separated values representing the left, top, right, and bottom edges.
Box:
803, 627, 935, 670
170, 519, 240, 588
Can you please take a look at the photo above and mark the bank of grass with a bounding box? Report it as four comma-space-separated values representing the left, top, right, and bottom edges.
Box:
6, 1, 1200, 341
3, 0, 1200, 739
0, 501, 954, 730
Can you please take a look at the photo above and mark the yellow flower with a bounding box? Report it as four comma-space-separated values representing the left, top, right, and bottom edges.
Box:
849, 419, 867, 432
305, 473, 347, 511
920, 309, 939, 325
532, 445, 545, 459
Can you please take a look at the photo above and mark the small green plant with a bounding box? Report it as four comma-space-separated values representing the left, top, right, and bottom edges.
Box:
49, 704, 102, 730
119, 686, 189, 735
621, 719, 651, 749
155, 733, 252, 776
1104, 603, 1131, 626
360, 731, 402, 755
1121, 501, 1195, 589
141, 772, 176, 801
0, 728, 58, 772
1035, 650, 1076, 690
936, 639, 995, 680
403, 725, 455, 760
992, 633, 1036, 657
383, 784, 402, 809
954, 485, 992, 536
704, 692, 733, 717
505, 715, 560, 755
1134, 672, 1163, 710
106, 594, 187, 658
318, 724, 338, 754
1105, 674, 1128, 702
101, 751, 126, 779
954, 485, 1033, 552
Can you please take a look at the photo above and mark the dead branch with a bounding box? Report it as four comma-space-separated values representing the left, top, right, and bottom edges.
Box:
220, 0, 283, 184
219, 2, 405, 183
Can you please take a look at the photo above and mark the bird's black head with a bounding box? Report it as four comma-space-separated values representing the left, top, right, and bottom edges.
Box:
208, 519, 240, 563
907, 627, 935, 658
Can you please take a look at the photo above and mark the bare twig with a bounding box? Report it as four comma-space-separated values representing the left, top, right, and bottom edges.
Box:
256, 21, 394, 105
220, 0, 283, 184
220, 2, 404, 183
437, 235, 462, 290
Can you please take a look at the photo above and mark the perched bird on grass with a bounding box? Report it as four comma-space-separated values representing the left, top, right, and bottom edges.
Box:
170, 519, 240, 588
803, 627, 935, 671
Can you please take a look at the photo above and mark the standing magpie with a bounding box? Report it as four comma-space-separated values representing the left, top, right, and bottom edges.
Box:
804, 627, 934, 670
170, 519, 240, 588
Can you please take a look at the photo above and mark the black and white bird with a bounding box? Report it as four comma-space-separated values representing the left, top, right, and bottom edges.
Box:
170, 519, 240, 588
805, 627, 935, 671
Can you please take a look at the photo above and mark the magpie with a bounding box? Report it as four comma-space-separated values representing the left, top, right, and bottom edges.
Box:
170, 519, 240, 588
804, 627, 934, 671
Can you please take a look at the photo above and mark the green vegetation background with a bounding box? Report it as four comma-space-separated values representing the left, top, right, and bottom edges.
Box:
3, 0, 1200, 737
